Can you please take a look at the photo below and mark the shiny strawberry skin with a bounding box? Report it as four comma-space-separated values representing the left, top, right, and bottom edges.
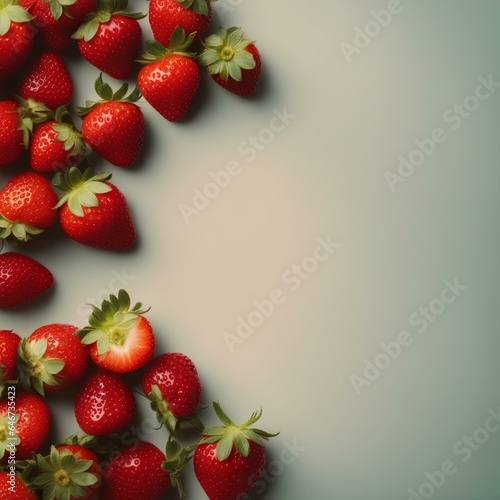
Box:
17, 51, 73, 109
0, 253, 53, 309
0, 172, 58, 229
81, 101, 145, 166
0, 100, 24, 167
101, 441, 169, 500
149, 0, 210, 45
0, 330, 21, 382
142, 352, 202, 418
0, 21, 35, 79
58, 181, 136, 249
0, 471, 38, 499
74, 370, 136, 436
138, 54, 200, 121
194, 440, 266, 500
78, 15, 142, 79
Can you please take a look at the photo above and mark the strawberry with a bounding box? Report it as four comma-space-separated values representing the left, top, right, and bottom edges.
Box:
17, 323, 89, 395
77, 74, 144, 167
0, 471, 37, 499
73, 0, 145, 79
0, 0, 35, 80
78, 289, 155, 373
17, 51, 73, 109
199, 26, 262, 96
142, 352, 203, 435
0, 171, 59, 242
138, 28, 200, 121
30, 444, 102, 499
52, 167, 136, 250
74, 369, 136, 436
30, 106, 86, 173
0, 330, 21, 395
0, 391, 51, 461
100, 440, 170, 500
193, 402, 278, 500
148, 0, 211, 45
0, 252, 53, 308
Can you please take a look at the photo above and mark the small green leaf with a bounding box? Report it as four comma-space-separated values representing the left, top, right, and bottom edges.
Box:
215, 433, 234, 461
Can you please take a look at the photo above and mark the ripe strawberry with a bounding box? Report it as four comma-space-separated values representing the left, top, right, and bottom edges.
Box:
149, 0, 210, 45
30, 107, 86, 173
0, 471, 37, 499
0, 330, 21, 395
0, 391, 51, 461
200, 26, 262, 96
0, 252, 53, 308
52, 167, 136, 250
78, 288, 155, 373
77, 74, 144, 166
30, 444, 102, 499
73, 0, 145, 79
74, 369, 136, 436
0, 0, 35, 80
17, 51, 73, 109
138, 28, 200, 121
0, 171, 59, 242
142, 352, 202, 435
100, 440, 170, 500
18, 323, 89, 396
194, 402, 278, 500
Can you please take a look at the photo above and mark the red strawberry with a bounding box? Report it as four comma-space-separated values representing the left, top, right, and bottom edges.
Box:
77, 74, 144, 167
30, 444, 102, 499
101, 440, 170, 500
0, 1, 35, 80
74, 369, 136, 436
78, 289, 155, 373
17, 51, 73, 109
0, 471, 37, 499
138, 28, 200, 121
0, 252, 53, 309
73, 0, 145, 79
194, 402, 278, 500
52, 167, 136, 250
0, 171, 59, 242
149, 0, 211, 45
200, 27, 262, 96
142, 352, 202, 435
0, 391, 51, 461
0, 330, 21, 394
30, 107, 86, 173
17, 323, 89, 395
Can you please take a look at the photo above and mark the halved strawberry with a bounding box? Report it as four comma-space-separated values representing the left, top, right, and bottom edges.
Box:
77, 289, 155, 373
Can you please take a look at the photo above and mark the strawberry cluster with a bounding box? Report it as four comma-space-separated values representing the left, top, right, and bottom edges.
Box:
0, 0, 262, 309
0, 289, 278, 499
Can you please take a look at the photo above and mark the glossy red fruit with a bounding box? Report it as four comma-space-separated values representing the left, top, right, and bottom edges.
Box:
74, 369, 136, 436
0, 330, 21, 390
0, 471, 37, 499
138, 29, 200, 121
0, 100, 24, 167
0, 252, 53, 309
18, 323, 89, 395
101, 441, 170, 500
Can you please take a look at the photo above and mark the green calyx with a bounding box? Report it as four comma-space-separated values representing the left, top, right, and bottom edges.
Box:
17, 338, 65, 396
43, 0, 77, 21
162, 440, 192, 498
52, 166, 112, 217
17, 97, 54, 147
0, 214, 44, 243
52, 107, 86, 158
76, 73, 141, 116
199, 26, 256, 81
72, 0, 145, 42
138, 27, 197, 64
175, 0, 208, 16
0, 0, 33, 36
0, 413, 20, 460
30, 445, 98, 500
198, 402, 279, 461
76, 289, 150, 356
